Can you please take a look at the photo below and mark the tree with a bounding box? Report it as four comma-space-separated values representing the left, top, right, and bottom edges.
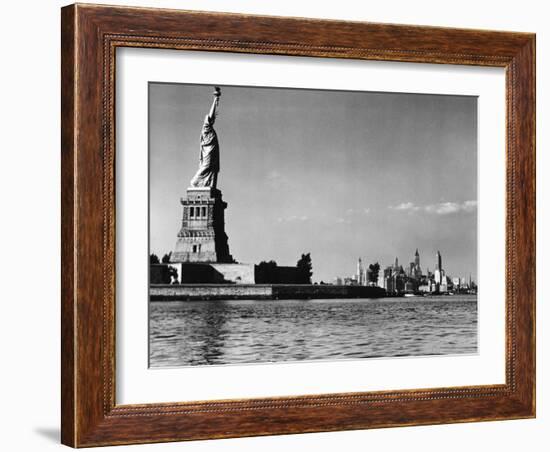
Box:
167, 266, 179, 284
296, 253, 313, 284
368, 262, 380, 286
255, 260, 278, 283
161, 252, 171, 263
150, 253, 160, 264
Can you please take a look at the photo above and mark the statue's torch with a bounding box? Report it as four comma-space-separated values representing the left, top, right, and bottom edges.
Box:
212, 86, 221, 116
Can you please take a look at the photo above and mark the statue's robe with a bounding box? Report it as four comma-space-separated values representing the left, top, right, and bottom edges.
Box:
190, 114, 219, 188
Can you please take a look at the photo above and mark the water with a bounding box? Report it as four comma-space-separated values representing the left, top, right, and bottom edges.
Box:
149, 295, 477, 367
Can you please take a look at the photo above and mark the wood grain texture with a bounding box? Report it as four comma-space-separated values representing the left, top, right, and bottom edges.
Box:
60, 3, 536, 447
60, 5, 76, 447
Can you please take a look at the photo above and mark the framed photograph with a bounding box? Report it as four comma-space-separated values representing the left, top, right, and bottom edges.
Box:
61, 3, 536, 447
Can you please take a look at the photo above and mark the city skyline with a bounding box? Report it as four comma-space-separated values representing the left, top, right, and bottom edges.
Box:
149, 83, 477, 283
338, 248, 476, 287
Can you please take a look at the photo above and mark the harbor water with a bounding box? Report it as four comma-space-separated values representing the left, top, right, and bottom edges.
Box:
149, 295, 477, 367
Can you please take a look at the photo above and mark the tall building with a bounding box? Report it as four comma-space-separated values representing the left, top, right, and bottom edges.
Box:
377, 271, 385, 288
382, 265, 393, 292
382, 258, 408, 294
410, 248, 422, 279
356, 258, 365, 286
434, 250, 445, 285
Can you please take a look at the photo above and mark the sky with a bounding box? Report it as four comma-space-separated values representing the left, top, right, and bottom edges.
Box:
149, 83, 477, 283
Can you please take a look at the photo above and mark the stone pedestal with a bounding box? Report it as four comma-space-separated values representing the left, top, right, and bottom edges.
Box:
171, 187, 233, 263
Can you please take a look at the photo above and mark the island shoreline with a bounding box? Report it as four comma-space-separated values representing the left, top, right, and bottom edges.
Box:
151, 284, 391, 301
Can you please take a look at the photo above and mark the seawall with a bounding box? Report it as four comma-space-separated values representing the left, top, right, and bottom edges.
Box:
150, 284, 386, 301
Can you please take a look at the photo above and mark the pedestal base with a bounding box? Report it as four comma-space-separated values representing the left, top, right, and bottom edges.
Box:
170, 187, 233, 263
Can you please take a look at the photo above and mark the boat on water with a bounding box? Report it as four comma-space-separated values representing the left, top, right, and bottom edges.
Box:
403, 293, 417, 298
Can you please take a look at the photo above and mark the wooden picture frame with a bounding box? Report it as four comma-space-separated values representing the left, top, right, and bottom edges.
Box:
61, 3, 535, 447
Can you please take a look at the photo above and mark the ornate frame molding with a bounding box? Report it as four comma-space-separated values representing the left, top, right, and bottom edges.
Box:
62, 4, 535, 447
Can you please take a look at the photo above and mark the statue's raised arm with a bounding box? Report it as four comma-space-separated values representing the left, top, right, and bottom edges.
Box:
207, 86, 221, 124
189, 87, 222, 189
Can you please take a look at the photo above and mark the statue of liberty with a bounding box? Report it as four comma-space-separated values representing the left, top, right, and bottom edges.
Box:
190, 87, 221, 189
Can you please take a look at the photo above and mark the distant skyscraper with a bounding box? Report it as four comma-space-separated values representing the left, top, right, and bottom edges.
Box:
434, 251, 445, 285
411, 248, 422, 279
357, 258, 365, 286
377, 271, 384, 288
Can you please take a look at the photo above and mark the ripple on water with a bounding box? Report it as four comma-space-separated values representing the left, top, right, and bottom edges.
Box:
149, 296, 478, 367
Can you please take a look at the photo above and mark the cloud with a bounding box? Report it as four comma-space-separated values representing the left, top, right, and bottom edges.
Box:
424, 200, 478, 215
391, 202, 420, 212
390, 200, 477, 215
462, 200, 478, 211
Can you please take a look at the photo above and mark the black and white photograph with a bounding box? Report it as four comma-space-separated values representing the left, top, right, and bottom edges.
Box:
148, 83, 478, 368
2, 0, 542, 450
